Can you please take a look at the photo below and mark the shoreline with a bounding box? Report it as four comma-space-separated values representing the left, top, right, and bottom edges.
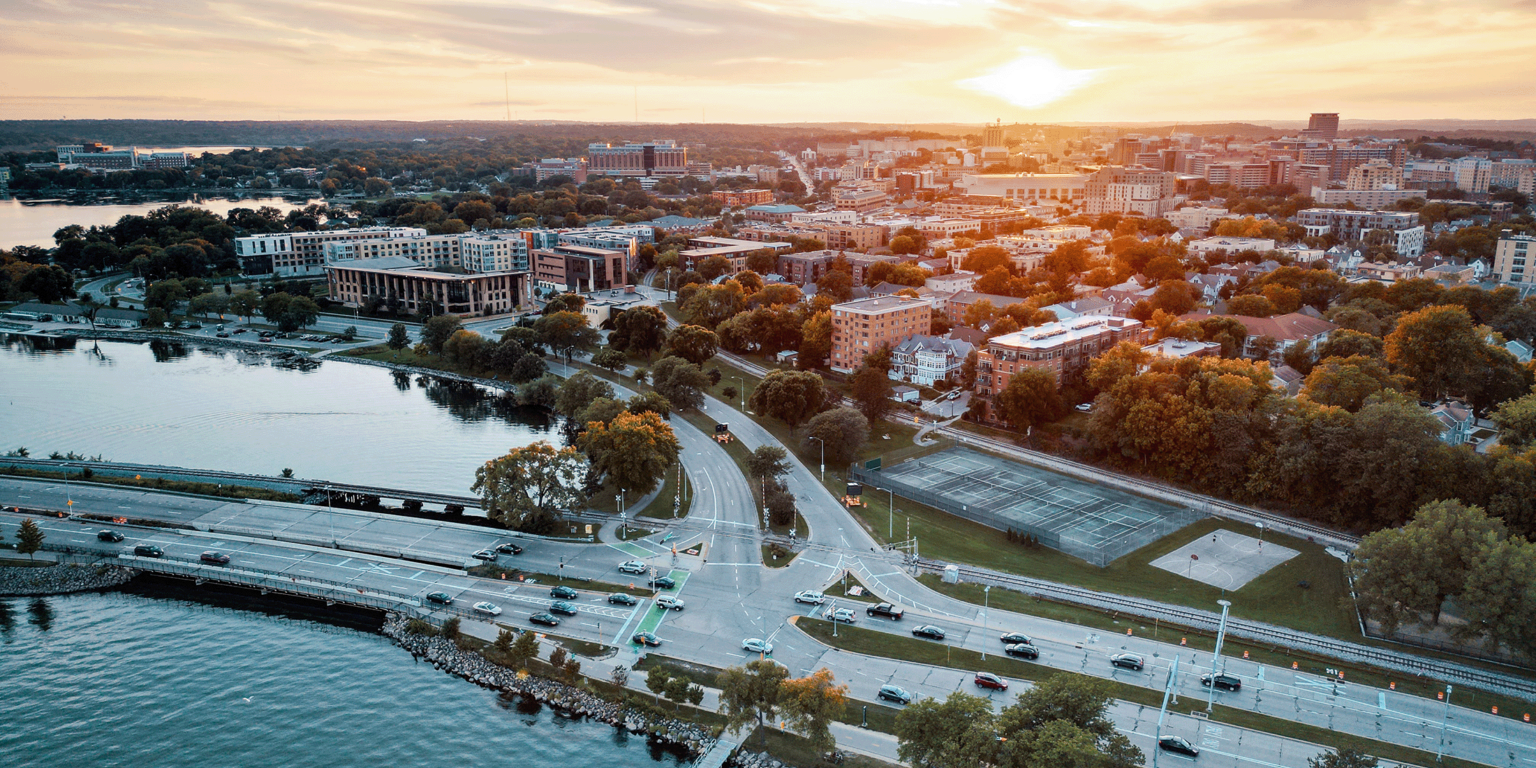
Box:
0, 562, 139, 597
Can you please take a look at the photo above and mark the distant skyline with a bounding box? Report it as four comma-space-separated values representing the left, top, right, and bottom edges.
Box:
3, 0, 1534, 124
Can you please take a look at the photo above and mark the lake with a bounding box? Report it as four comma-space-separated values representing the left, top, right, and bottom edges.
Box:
0, 195, 326, 249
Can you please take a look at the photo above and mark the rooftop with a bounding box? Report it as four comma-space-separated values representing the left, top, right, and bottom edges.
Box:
832, 295, 929, 314
989, 316, 1142, 349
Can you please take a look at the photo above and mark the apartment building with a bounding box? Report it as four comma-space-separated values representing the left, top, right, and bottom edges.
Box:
974, 316, 1150, 406
1205, 162, 1272, 189
236, 226, 429, 277
1295, 208, 1424, 257
1165, 207, 1231, 230
776, 251, 840, 285
829, 295, 931, 374
1492, 160, 1536, 195
1492, 234, 1536, 287
713, 188, 775, 207
1083, 166, 1178, 216
680, 236, 792, 272
533, 245, 628, 294
586, 140, 688, 177
833, 184, 889, 214
956, 172, 1087, 204
1451, 157, 1492, 193
1313, 188, 1425, 208
326, 256, 529, 316
1344, 160, 1402, 190
744, 204, 805, 223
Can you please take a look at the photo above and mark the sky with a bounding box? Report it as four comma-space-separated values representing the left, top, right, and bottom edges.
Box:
1, 0, 1534, 124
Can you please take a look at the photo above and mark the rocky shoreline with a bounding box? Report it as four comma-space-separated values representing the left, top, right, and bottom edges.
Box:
381, 613, 723, 760
0, 562, 138, 597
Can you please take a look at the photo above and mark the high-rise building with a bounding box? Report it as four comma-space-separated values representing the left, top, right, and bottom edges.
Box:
586, 140, 688, 177
1305, 113, 1339, 140
1492, 233, 1536, 286
1345, 160, 1402, 190
1450, 157, 1492, 193
829, 295, 931, 374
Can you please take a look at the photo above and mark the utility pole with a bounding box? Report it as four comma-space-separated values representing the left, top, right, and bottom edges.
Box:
1207, 599, 1232, 713
1152, 656, 1181, 768
889, 487, 895, 539
981, 585, 990, 661
1436, 685, 1453, 760
809, 436, 824, 481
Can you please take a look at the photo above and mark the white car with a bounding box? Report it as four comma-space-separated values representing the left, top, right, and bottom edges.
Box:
618, 560, 648, 575
742, 638, 774, 655
794, 590, 826, 605
655, 596, 685, 611
827, 608, 856, 623
472, 601, 502, 616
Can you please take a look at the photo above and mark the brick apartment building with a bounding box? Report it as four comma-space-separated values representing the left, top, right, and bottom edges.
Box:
830, 295, 931, 374
974, 316, 1150, 417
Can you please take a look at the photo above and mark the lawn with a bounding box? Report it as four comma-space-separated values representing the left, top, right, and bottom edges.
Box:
762, 542, 797, 568
743, 727, 900, 768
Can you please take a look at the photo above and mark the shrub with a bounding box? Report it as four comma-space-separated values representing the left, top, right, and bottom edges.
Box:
405, 618, 437, 636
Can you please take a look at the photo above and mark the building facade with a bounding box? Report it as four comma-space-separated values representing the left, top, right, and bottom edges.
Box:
326, 256, 530, 316
829, 295, 931, 374
586, 141, 688, 177
236, 226, 429, 277
1492, 234, 1536, 287
533, 245, 628, 294
974, 316, 1150, 407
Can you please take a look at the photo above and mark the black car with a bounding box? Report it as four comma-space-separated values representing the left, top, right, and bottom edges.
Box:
1000, 632, 1032, 645
529, 613, 560, 627
200, 551, 231, 565
876, 685, 912, 705
96, 530, 124, 543
631, 631, 662, 647
1109, 653, 1145, 671
132, 544, 164, 558
608, 593, 638, 606
496, 542, 524, 555
549, 601, 578, 616
648, 576, 677, 590
1201, 673, 1242, 691
911, 625, 946, 641
1004, 643, 1039, 660
550, 585, 578, 600
1158, 736, 1199, 757
866, 603, 904, 620
424, 591, 453, 605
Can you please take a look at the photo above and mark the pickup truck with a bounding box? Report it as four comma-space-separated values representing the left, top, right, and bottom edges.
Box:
866, 602, 905, 620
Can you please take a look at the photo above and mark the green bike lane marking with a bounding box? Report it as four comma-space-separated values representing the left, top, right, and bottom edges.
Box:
631, 569, 692, 636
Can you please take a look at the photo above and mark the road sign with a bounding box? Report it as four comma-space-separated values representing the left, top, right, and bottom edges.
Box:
864, 457, 881, 471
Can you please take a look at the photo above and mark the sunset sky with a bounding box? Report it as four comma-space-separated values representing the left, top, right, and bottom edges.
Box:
3, 0, 1533, 123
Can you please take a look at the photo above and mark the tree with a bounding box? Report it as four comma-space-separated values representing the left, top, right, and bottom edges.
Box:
851, 364, 894, 423
664, 324, 719, 366
798, 311, 833, 369
188, 291, 229, 319
764, 476, 797, 527
682, 282, 746, 328
627, 391, 672, 419
1384, 304, 1486, 401
1316, 329, 1384, 361
1226, 294, 1276, 317
816, 269, 853, 304
995, 368, 1065, 432
1249, 335, 1279, 362
19, 265, 76, 304
1456, 532, 1536, 658
507, 628, 539, 669
961, 245, 1010, 274
473, 442, 588, 530
803, 407, 869, 464
1308, 749, 1380, 768
275, 295, 320, 333
1301, 356, 1411, 412
556, 372, 615, 418
577, 411, 681, 496
591, 347, 628, 373
894, 691, 997, 768
1353, 500, 1507, 631
750, 369, 827, 435
16, 518, 44, 560
228, 290, 260, 322
386, 323, 410, 351
421, 315, 464, 355
959, 348, 979, 389
646, 666, 672, 704
1493, 391, 1536, 450
995, 676, 1136, 767
717, 660, 789, 747
609, 306, 668, 358
534, 311, 600, 364
746, 445, 790, 480
578, 397, 627, 428
889, 235, 919, 255
146, 279, 189, 312
543, 293, 586, 315
780, 669, 849, 752
650, 356, 711, 411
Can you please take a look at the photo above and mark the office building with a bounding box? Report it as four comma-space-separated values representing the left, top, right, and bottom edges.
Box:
957, 172, 1086, 204
833, 184, 889, 214
326, 256, 530, 316
713, 188, 775, 207
586, 140, 688, 177
533, 245, 628, 294
680, 236, 791, 272
236, 226, 429, 277
744, 204, 805, 223
1304, 113, 1340, 140
1492, 233, 1536, 287
829, 295, 931, 374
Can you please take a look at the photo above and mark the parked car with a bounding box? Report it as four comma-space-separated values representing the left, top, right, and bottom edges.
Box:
550, 585, 578, 600
132, 544, 164, 558
232, 328, 247, 335
472, 601, 502, 616
199, 551, 231, 565
649, 576, 677, 590
1075, 403, 1093, 413
618, 561, 647, 575
96, 530, 124, 543
793, 590, 826, 605
1000, 632, 1032, 645
215, 332, 231, 338
258, 336, 273, 343
549, 601, 578, 616
472, 549, 497, 562
827, 608, 856, 623
1110, 653, 1145, 671
1004, 643, 1040, 660
974, 672, 1008, 691
877, 685, 913, 705
632, 632, 662, 647
742, 638, 774, 655
655, 596, 685, 611
911, 625, 946, 640
424, 592, 453, 605
1201, 673, 1242, 691
1158, 736, 1199, 757
185, 323, 202, 329
529, 613, 560, 627
866, 603, 904, 620
495, 542, 524, 555
608, 593, 638, 606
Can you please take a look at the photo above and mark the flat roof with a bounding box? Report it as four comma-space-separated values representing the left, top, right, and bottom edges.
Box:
832, 295, 929, 313
990, 316, 1141, 349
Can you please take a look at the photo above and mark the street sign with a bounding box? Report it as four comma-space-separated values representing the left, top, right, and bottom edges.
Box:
864, 457, 881, 471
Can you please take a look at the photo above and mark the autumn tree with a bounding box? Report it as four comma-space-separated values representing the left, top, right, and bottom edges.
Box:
750, 369, 827, 435
815, 269, 854, 304
472, 442, 588, 531
555, 372, 615, 419
780, 669, 849, 753
1300, 356, 1411, 412
717, 660, 789, 748
961, 245, 1010, 275
577, 411, 681, 496
1384, 304, 1487, 401
798, 310, 833, 369
995, 368, 1065, 432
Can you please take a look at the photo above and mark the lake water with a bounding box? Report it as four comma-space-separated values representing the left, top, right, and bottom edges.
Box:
0, 195, 325, 249
0, 586, 688, 768
0, 335, 561, 495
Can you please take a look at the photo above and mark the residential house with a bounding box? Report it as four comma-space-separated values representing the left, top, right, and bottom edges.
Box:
1041, 296, 1114, 321
1185, 312, 1337, 358
890, 334, 974, 386
1429, 401, 1476, 447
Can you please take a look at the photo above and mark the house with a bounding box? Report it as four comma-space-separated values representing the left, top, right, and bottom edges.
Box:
1506, 339, 1534, 364
1188, 273, 1236, 303
944, 290, 1023, 323
890, 334, 974, 386
1185, 312, 1337, 358
1271, 365, 1306, 397
1429, 401, 1476, 446
1042, 296, 1114, 321
1353, 262, 1422, 283
1142, 338, 1221, 359
1424, 263, 1476, 285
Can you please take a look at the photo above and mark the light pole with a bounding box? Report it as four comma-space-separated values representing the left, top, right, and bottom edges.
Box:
1436, 685, 1453, 760
981, 585, 990, 661
325, 483, 336, 547
808, 436, 825, 481
1206, 599, 1232, 713
1152, 655, 1181, 768
888, 487, 895, 540
732, 375, 747, 412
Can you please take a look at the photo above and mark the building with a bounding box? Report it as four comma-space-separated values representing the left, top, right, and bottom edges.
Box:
326, 255, 530, 316
829, 295, 932, 374
744, 204, 804, 223
1344, 160, 1402, 190
918, 219, 984, 239
1041, 296, 1114, 320
1143, 338, 1221, 359
943, 290, 1023, 324
680, 236, 791, 272
1083, 166, 1178, 216
580, 288, 649, 327
1313, 188, 1425, 208
1195, 312, 1336, 357
0, 167, 10, 186
1491, 160, 1536, 195
833, 184, 889, 214
819, 223, 887, 250
586, 140, 687, 177
713, 188, 775, 207
236, 226, 430, 277
791, 210, 859, 225
926, 271, 978, 294
844, 254, 902, 285
1165, 207, 1231, 230
1492, 233, 1536, 287
776, 250, 840, 285
1205, 162, 1272, 189
1303, 113, 1340, 140
890, 335, 974, 386
958, 172, 1087, 205
533, 245, 628, 294
1295, 209, 1423, 254
1187, 236, 1277, 256
523, 158, 588, 183
1451, 157, 1492, 194
974, 316, 1150, 406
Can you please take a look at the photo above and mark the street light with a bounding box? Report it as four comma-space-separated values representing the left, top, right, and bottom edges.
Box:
1151, 656, 1181, 768
732, 375, 747, 412
1206, 599, 1232, 713
981, 585, 990, 661
808, 436, 825, 481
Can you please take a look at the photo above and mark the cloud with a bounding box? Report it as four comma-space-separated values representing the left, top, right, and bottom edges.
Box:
959, 50, 1098, 109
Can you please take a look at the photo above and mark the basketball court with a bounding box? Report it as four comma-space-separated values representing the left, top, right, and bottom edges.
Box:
1149, 528, 1299, 590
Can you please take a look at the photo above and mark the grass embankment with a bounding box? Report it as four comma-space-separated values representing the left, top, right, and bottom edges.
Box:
743, 727, 900, 768
467, 564, 652, 597
796, 618, 1486, 768
0, 466, 301, 504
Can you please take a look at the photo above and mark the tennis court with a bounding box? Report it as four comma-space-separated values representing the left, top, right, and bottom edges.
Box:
854, 448, 1203, 567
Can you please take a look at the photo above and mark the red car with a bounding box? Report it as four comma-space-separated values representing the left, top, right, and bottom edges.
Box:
200, 550, 231, 565
974, 672, 1008, 691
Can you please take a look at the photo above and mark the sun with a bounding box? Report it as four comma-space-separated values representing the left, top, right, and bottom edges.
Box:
959, 50, 1098, 110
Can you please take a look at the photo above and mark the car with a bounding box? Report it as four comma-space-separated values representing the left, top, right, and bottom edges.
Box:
472, 601, 502, 616
549, 601, 577, 616
529, 613, 560, 627
793, 590, 826, 605
132, 544, 164, 558
1000, 632, 1032, 645
1158, 736, 1199, 757
1004, 643, 1040, 660
742, 638, 774, 655
96, 530, 124, 543
945, 389, 963, 401
472, 549, 498, 562
655, 596, 685, 611
911, 625, 946, 640
608, 592, 638, 606
495, 542, 524, 555
827, 608, 856, 623
185, 323, 202, 329
1075, 403, 1093, 413
424, 592, 453, 605
232, 328, 247, 335
649, 576, 677, 589
1201, 673, 1242, 691
632, 631, 662, 647
974, 672, 1008, 691
1110, 653, 1145, 671
550, 586, 578, 600
258, 336, 273, 343
866, 603, 904, 620
876, 685, 913, 705
215, 332, 231, 338
199, 550, 231, 565
617, 561, 647, 575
